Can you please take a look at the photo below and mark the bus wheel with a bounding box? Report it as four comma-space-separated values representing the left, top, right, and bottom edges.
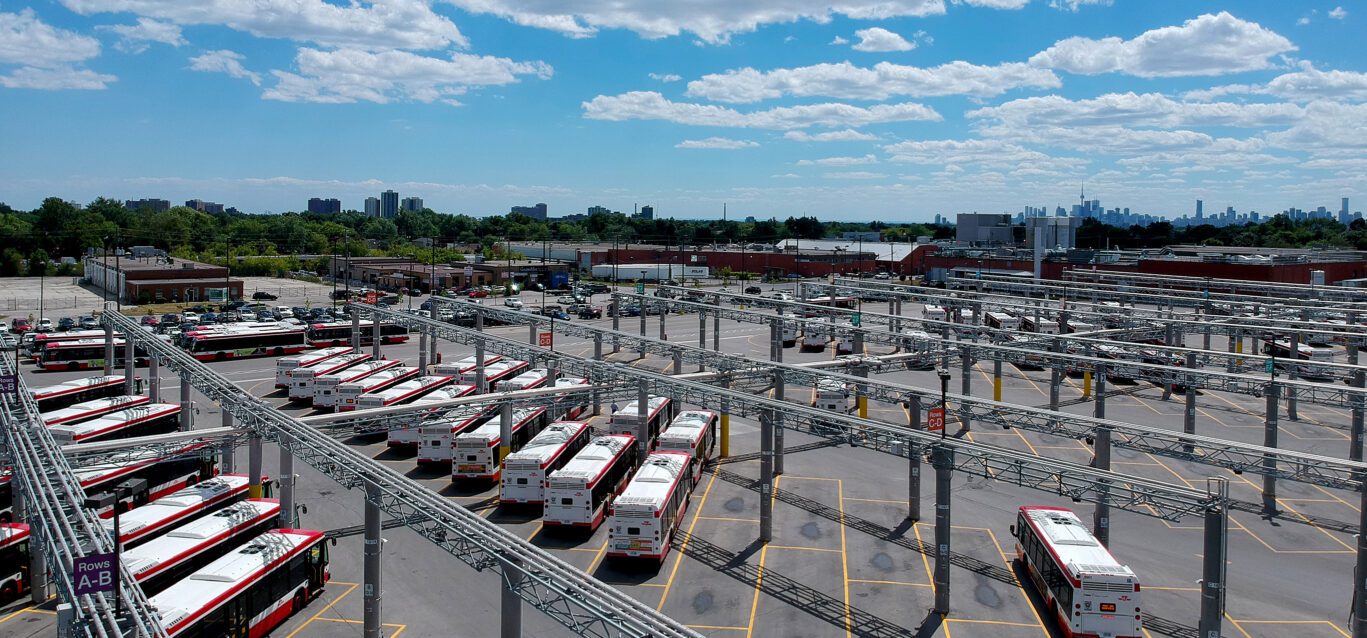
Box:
293, 589, 308, 612
272, 347, 283, 356
0, 583, 15, 601
216, 352, 228, 361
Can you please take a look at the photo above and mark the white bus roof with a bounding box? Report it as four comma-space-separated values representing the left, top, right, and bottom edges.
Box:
357, 375, 450, 403
103, 475, 250, 538
505, 421, 590, 465
504, 369, 548, 386
658, 411, 714, 447
123, 500, 278, 579
408, 384, 476, 405
457, 407, 545, 446
1023, 507, 1134, 580
42, 395, 150, 425
275, 346, 352, 367
48, 403, 179, 440
615, 453, 688, 511
30, 375, 124, 398
610, 396, 670, 422
550, 435, 633, 485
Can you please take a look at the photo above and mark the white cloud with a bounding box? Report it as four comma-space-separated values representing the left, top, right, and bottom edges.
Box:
882, 138, 1087, 173
648, 72, 681, 82
0, 8, 114, 90
263, 48, 552, 105
582, 91, 941, 129
1297, 16, 1311, 26
961, 0, 1029, 8
1186, 62, 1367, 103
1029, 12, 1296, 77
771, 173, 801, 179
967, 92, 1304, 130
1330, 6, 1347, 20
675, 137, 759, 149
823, 171, 886, 179
829, 36, 848, 45
189, 50, 261, 86
1047, 0, 1111, 11
98, 17, 184, 53
442, 0, 960, 44
784, 129, 878, 142
851, 27, 914, 52
60, 0, 467, 50
796, 154, 878, 166
685, 60, 1060, 103
1265, 101, 1367, 154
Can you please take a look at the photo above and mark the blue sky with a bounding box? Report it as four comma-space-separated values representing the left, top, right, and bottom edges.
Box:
1, 1, 1364, 222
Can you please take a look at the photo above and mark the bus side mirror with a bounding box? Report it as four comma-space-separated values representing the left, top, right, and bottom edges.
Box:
1009, 524, 1015, 535
330, 537, 338, 547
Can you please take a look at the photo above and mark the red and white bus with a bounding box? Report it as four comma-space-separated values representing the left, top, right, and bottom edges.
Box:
42, 394, 151, 426
0, 523, 29, 601
416, 406, 494, 465
656, 410, 718, 483
36, 338, 157, 371
608, 396, 675, 448
308, 359, 403, 409
458, 358, 528, 388
0, 473, 12, 523
274, 346, 354, 388
429, 353, 503, 377
48, 402, 181, 445
30, 375, 129, 412
331, 366, 420, 412
1012, 506, 1142, 638
801, 295, 858, 314
500, 421, 592, 505
286, 353, 373, 402
452, 407, 548, 481
543, 434, 639, 530
184, 325, 307, 362
76, 447, 218, 517
352, 375, 454, 411
386, 384, 478, 447
149, 529, 330, 638
124, 499, 281, 596
305, 320, 410, 347
607, 451, 694, 562
107, 474, 256, 548
551, 377, 590, 421
497, 368, 548, 392
1264, 338, 1338, 380
28, 329, 112, 360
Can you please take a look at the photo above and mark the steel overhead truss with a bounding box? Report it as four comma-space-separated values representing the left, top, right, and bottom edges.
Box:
100, 309, 702, 638
368, 304, 1219, 521
0, 351, 168, 638
1050, 271, 1367, 315
456, 296, 1367, 494
62, 427, 245, 471
1068, 269, 1367, 304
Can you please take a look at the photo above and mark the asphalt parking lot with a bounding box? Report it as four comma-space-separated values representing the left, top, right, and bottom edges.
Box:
3, 281, 1359, 637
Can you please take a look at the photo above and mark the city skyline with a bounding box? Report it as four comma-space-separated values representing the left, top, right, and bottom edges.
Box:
1, 2, 1364, 220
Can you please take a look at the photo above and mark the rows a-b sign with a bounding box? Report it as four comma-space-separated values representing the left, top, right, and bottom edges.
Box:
73, 552, 117, 596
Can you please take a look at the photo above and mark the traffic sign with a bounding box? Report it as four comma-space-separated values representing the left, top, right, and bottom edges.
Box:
538, 332, 553, 347
1265, 358, 1275, 374
927, 407, 945, 432
635, 282, 645, 294
851, 312, 861, 327
0, 374, 15, 397
73, 552, 116, 596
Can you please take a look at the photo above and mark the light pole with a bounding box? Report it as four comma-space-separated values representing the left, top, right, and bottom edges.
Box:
330, 235, 339, 312
937, 368, 951, 440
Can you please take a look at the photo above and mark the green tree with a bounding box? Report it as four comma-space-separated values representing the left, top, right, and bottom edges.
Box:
0, 249, 22, 276
27, 249, 50, 277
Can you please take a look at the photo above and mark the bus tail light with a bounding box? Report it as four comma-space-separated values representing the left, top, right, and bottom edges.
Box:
1134, 584, 1141, 592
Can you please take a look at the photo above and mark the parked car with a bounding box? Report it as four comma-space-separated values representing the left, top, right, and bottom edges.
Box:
10, 318, 31, 333
251, 291, 278, 301
201, 312, 221, 324
584, 283, 610, 295
617, 304, 641, 317
78, 315, 98, 330
661, 279, 679, 287
576, 306, 603, 319
274, 306, 293, 318
223, 300, 247, 311
771, 292, 794, 302
182, 311, 199, 323
468, 289, 489, 298
420, 300, 433, 310
330, 290, 352, 300
744, 286, 763, 295
316, 314, 336, 323
557, 294, 578, 305
504, 298, 524, 309
161, 313, 180, 325
237, 310, 257, 322
139, 315, 160, 327
36, 318, 53, 332
57, 317, 75, 331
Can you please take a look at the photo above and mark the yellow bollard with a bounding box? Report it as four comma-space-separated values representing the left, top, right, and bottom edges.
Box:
1083, 370, 1092, 399
248, 484, 263, 499
858, 395, 868, 419
993, 375, 1002, 402
720, 413, 730, 458
1235, 338, 1244, 365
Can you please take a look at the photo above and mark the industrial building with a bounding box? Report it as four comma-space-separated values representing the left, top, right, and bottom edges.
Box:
82, 252, 243, 303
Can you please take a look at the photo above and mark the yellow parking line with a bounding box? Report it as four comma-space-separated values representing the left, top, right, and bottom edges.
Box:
984, 527, 1049, 638
848, 578, 932, 587
283, 582, 359, 638
767, 544, 843, 553
743, 543, 770, 638
837, 479, 851, 638
657, 470, 719, 611
697, 515, 760, 523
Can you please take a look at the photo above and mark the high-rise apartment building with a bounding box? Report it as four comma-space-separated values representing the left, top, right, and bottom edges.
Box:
401, 197, 423, 212
1195, 199, 1203, 220
365, 197, 380, 217
380, 190, 399, 218
511, 203, 548, 220
308, 198, 342, 215
125, 198, 171, 212
636, 205, 654, 220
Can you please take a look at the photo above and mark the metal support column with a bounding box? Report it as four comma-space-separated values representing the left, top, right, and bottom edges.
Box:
698, 310, 707, 371
419, 329, 429, 372
501, 557, 523, 638
1198, 479, 1228, 638
940, 327, 950, 369
672, 349, 682, 375
932, 445, 954, 616
1092, 425, 1111, 547
248, 434, 263, 498
1184, 353, 1197, 451
179, 374, 192, 432
27, 520, 44, 605
371, 315, 381, 360
1049, 340, 1061, 412
428, 326, 437, 366
592, 335, 602, 416
639, 306, 646, 339
1226, 329, 1236, 373
149, 354, 160, 402
719, 376, 730, 458
499, 402, 513, 465
475, 310, 484, 333
1095, 366, 1107, 420
855, 365, 869, 420
363, 482, 384, 638
351, 310, 361, 349
103, 322, 114, 375
221, 411, 235, 473
992, 356, 1002, 402
280, 441, 296, 527
1352, 342, 1364, 462
907, 395, 921, 522
123, 337, 135, 394
713, 310, 720, 351
612, 297, 620, 353
1288, 332, 1301, 421
773, 369, 785, 476
636, 381, 650, 459
959, 349, 971, 432
759, 408, 774, 543
529, 323, 537, 346
768, 321, 777, 361
1262, 383, 1281, 515
659, 308, 666, 341
475, 340, 487, 394
1354, 481, 1367, 638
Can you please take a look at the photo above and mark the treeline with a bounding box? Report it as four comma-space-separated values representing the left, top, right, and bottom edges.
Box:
1075, 216, 1367, 250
